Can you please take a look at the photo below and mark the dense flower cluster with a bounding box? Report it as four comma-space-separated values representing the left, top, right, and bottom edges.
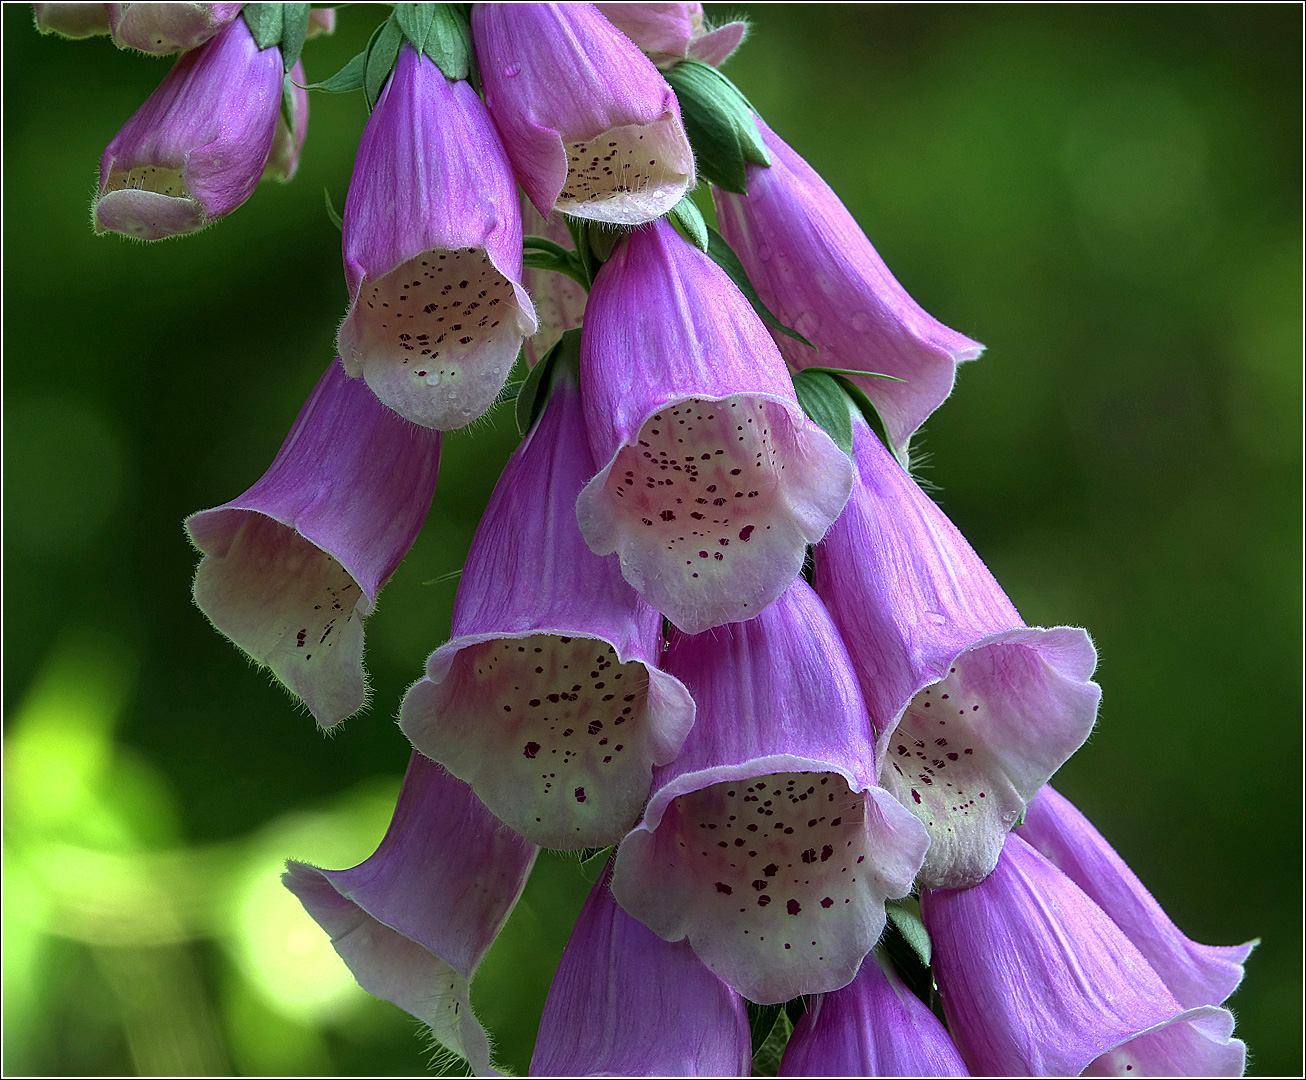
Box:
47, 2, 1254, 1075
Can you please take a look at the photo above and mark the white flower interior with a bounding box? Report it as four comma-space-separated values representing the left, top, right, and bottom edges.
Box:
411, 634, 661, 849
193, 512, 366, 727
583, 395, 844, 634
557, 119, 692, 224
340, 246, 529, 430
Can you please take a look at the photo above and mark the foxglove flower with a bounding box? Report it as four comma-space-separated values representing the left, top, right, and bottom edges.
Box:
106, 2, 240, 54
521, 196, 586, 368
94, 14, 283, 241
284, 753, 537, 1076
577, 219, 853, 634
33, 3, 110, 38
337, 44, 536, 430
714, 117, 983, 458
595, 2, 747, 68
532, 861, 752, 1077
474, 3, 695, 224
612, 579, 929, 1004
186, 359, 441, 728
815, 414, 1098, 888
920, 832, 1247, 1077
401, 351, 695, 849
1018, 785, 1255, 1009
262, 60, 308, 183
779, 951, 969, 1077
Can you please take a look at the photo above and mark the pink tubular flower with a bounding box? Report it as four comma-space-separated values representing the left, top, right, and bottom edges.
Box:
531, 861, 752, 1077
473, 3, 695, 224
814, 414, 1098, 888
262, 59, 308, 183
401, 354, 695, 850
521, 195, 586, 368
595, 2, 747, 68
612, 580, 929, 1004
920, 833, 1247, 1077
779, 951, 969, 1077
284, 753, 537, 1076
576, 219, 853, 635
714, 117, 984, 459
337, 45, 536, 431
94, 15, 283, 241
1018, 786, 1256, 1009
33, 3, 110, 38
186, 359, 442, 728
106, 2, 241, 54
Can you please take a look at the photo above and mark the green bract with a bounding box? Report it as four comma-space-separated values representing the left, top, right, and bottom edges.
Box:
665, 59, 770, 193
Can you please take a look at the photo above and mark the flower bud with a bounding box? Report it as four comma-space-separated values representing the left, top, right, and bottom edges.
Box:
473, 2, 694, 224
94, 15, 283, 240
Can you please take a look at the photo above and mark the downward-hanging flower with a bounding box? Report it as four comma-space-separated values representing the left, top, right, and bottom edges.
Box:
93, 13, 283, 241
920, 832, 1247, 1077
284, 753, 537, 1077
815, 413, 1098, 888
612, 579, 929, 1004
401, 345, 695, 849
1018, 785, 1256, 1009
337, 44, 536, 430
595, 2, 747, 68
106, 2, 241, 54
778, 950, 969, 1077
473, 2, 695, 224
714, 117, 983, 459
262, 60, 309, 183
186, 359, 442, 728
531, 860, 752, 1077
576, 219, 853, 634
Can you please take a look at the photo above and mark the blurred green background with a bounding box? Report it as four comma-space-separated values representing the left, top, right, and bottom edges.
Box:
3, 3, 1300, 1075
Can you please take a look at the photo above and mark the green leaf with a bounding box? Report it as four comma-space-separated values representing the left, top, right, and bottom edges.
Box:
515, 328, 581, 437
241, 3, 284, 51
522, 235, 589, 289
750, 1002, 795, 1076
364, 14, 404, 111
802, 365, 905, 383
704, 226, 812, 347
885, 895, 932, 967
278, 3, 311, 69
281, 72, 298, 135
824, 371, 910, 470
792, 369, 853, 455
668, 193, 709, 252
323, 188, 343, 231
564, 216, 598, 288
746, 1003, 784, 1058
425, 4, 475, 81
300, 49, 366, 93
497, 380, 523, 403
665, 59, 769, 194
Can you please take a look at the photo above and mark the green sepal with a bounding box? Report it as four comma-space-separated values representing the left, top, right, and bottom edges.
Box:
577, 845, 614, 883
515, 327, 581, 438
1014, 805, 1026, 829
242, 3, 284, 51
523, 235, 590, 290
300, 49, 366, 93
278, 3, 310, 69
665, 59, 769, 194
497, 380, 523, 403
802, 365, 904, 383
792, 369, 854, 456
394, 3, 475, 81
242, 3, 310, 70
704, 226, 812, 347
823, 370, 910, 471
668, 193, 709, 253
564, 216, 598, 288
885, 895, 932, 967
364, 14, 404, 111
280, 72, 298, 134
323, 187, 344, 231
748, 1000, 797, 1076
